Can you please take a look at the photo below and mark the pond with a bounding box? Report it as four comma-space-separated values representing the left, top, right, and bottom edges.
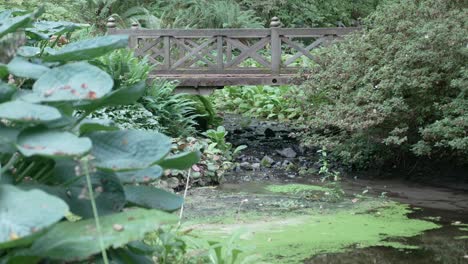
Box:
179, 115, 468, 263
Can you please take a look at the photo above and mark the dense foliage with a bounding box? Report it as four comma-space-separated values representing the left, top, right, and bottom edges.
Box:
236, 0, 386, 27
212, 85, 305, 121
298, 0, 468, 169
0, 9, 200, 262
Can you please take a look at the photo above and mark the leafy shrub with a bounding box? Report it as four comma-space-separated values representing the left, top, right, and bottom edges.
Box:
141, 80, 200, 137
299, 0, 468, 169
237, 0, 387, 27
0, 9, 199, 262
212, 85, 305, 121
154, 0, 263, 28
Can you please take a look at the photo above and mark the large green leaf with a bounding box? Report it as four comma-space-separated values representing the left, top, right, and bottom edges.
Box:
0, 101, 61, 123
26, 21, 82, 40
25, 208, 177, 260
109, 248, 154, 264
124, 186, 183, 212
0, 185, 69, 249
0, 124, 20, 153
0, 10, 40, 39
17, 128, 92, 157
115, 165, 163, 184
42, 35, 129, 62
157, 151, 201, 170
16, 46, 40, 58
7, 57, 49, 79
78, 119, 119, 135
30, 171, 126, 218
32, 62, 113, 102
0, 81, 16, 103
89, 130, 171, 171
76, 81, 147, 112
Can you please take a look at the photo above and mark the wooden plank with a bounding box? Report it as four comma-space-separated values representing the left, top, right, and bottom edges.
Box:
217, 36, 224, 72
278, 27, 360, 37
226, 41, 232, 62
281, 37, 315, 63
149, 74, 295, 86
183, 39, 216, 60
171, 38, 216, 68
111, 28, 270, 38
225, 38, 270, 68
136, 37, 161, 54
163, 36, 171, 69
151, 68, 298, 75
283, 37, 324, 65
171, 38, 216, 69
271, 28, 281, 75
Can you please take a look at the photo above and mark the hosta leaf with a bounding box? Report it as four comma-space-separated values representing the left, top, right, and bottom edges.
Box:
8, 57, 50, 79
26, 21, 82, 40
30, 171, 126, 218
0, 101, 61, 123
0, 81, 16, 102
42, 35, 129, 62
17, 128, 92, 157
32, 62, 113, 102
0, 11, 39, 39
78, 119, 119, 135
0, 184, 69, 249
16, 46, 40, 57
115, 165, 163, 184
124, 186, 183, 212
0, 124, 20, 153
89, 130, 171, 171
25, 208, 176, 260
76, 81, 146, 112
157, 151, 201, 170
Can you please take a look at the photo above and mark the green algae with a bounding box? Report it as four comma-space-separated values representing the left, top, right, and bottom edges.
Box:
265, 183, 330, 194
189, 201, 440, 263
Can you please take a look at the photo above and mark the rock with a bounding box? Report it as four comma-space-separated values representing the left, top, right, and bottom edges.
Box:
240, 162, 252, 170
166, 177, 180, 189
264, 128, 275, 138
260, 155, 275, 167
276, 147, 297, 158
251, 163, 261, 170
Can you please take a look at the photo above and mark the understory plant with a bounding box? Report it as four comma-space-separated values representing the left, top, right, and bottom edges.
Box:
299, 0, 468, 169
212, 85, 305, 121
0, 9, 200, 263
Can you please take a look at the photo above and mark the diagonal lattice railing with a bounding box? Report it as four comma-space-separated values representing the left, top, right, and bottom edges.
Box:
107, 17, 359, 87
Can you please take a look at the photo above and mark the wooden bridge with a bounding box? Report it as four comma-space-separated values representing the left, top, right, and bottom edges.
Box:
107, 17, 358, 93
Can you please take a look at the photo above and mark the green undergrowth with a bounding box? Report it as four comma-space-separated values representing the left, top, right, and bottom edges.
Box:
186, 200, 440, 263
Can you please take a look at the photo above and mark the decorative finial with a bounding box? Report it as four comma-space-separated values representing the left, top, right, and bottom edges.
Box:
106, 17, 116, 29
270, 17, 281, 28
131, 22, 139, 30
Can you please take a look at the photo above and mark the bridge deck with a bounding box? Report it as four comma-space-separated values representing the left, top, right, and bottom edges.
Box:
150, 73, 295, 87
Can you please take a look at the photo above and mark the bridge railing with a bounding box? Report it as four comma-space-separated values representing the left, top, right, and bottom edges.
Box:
107, 17, 358, 86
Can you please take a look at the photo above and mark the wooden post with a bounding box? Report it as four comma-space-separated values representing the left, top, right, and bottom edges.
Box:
270, 17, 281, 75
106, 17, 116, 35
129, 22, 139, 49
164, 36, 171, 69
217, 36, 224, 72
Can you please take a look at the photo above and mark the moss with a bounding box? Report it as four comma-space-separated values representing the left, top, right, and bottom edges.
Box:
265, 184, 330, 194
189, 201, 440, 263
